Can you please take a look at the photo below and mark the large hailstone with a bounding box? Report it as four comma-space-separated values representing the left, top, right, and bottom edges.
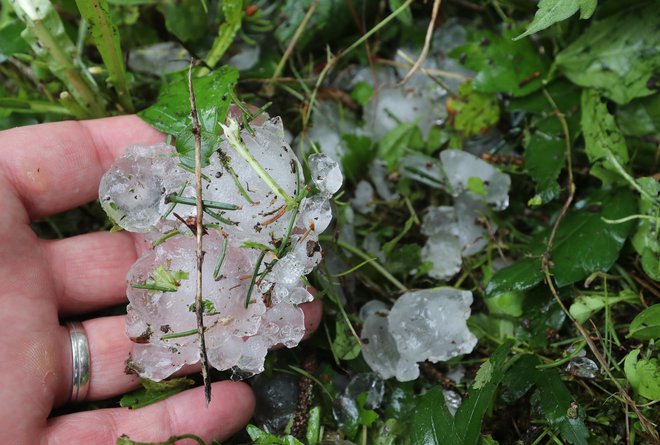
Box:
360, 288, 477, 381
101, 111, 342, 381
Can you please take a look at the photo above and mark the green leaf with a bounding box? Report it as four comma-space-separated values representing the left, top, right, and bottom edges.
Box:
628, 304, 660, 340
341, 134, 377, 182
275, 0, 351, 51
631, 177, 660, 280
378, 123, 421, 170
138, 66, 239, 167
581, 89, 629, 184
624, 350, 660, 401
448, 80, 500, 137
569, 290, 637, 324
410, 386, 460, 445
485, 257, 544, 298
524, 130, 565, 205
119, 377, 194, 409
449, 28, 550, 97
514, 288, 566, 348
133, 264, 189, 292
0, 21, 29, 63
555, 3, 660, 104
305, 405, 321, 445
351, 81, 374, 107
616, 94, 660, 136
332, 317, 361, 360
205, 0, 243, 68
357, 392, 379, 427
516, 0, 597, 40
158, 0, 207, 42
503, 355, 589, 445
75, 0, 133, 112
8, 0, 107, 116
389, 0, 412, 25
246, 424, 305, 445
454, 342, 515, 445
544, 188, 637, 286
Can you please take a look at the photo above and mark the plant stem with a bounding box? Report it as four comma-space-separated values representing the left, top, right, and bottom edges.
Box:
188, 60, 211, 405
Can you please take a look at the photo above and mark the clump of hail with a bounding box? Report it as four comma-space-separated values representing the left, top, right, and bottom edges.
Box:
99, 108, 342, 380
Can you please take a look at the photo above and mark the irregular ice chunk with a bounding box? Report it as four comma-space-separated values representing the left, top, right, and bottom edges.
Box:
252, 372, 299, 432
389, 289, 477, 364
566, 356, 599, 379
351, 180, 375, 214
99, 143, 187, 232
443, 389, 462, 416
333, 373, 384, 433
360, 289, 477, 382
309, 153, 343, 196
440, 149, 511, 210
359, 300, 389, 322
128, 42, 190, 75
454, 192, 496, 257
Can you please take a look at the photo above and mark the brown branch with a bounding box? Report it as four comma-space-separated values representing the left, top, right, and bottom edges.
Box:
188, 59, 212, 405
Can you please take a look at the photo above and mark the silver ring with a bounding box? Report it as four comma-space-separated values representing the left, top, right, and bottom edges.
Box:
67, 322, 91, 403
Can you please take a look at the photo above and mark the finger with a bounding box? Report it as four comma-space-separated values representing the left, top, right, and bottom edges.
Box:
78, 300, 323, 401
0, 116, 164, 220
42, 232, 142, 315
44, 382, 255, 445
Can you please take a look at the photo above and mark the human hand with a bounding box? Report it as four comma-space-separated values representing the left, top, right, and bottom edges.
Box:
0, 116, 323, 444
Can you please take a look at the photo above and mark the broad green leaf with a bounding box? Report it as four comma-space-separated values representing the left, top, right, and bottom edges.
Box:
569, 290, 638, 324
485, 257, 544, 298
617, 94, 660, 137
448, 80, 500, 137
158, 0, 207, 42
454, 342, 515, 445
8, 0, 106, 116
532, 368, 589, 444
503, 355, 589, 445
624, 350, 660, 401
484, 291, 524, 317
138, 66, 239, 167
516, 0, 597, 40
275, 0, 352, 51
544, 188, 636, 286
449, 28, 550, 97
357, 392, 379, 427
0, 21, 29, 63
524, 130, 565, 205
581, 89, 629, 184
555, 3, 660, 104
205, 0, 243, 68
410, 386, 460, 445
75, 0, 133, 112
515, 288, 566, 348
628, 304, 660, 340
119, 377, 194, 409
332, 317, 361, 360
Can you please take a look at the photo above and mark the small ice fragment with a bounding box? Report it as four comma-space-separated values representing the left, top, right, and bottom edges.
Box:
443, 389, 462, 416
566, 357, 599, 379
99, 143, 187, 232
298, 195, 333, 233
128, 42, 190, 75
308, 153, 343, 196
251, 372, 299, 433
440, 149, 511, 210
226, 41, 260, 71
421, 206, 458, 238
351, 180, 375, 214
369, 160, 399, 201
388, 288, 477, 365
332, 373, 384, 434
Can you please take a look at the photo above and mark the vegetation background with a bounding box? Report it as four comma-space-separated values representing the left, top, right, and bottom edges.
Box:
0, 0, 659, 443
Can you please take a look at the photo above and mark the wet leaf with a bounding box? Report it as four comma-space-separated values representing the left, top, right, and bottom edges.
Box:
485, 257, 544, 298
0, 21, 29, 63
628, 304, 660, 340
447, 80, 500, 137
624, 350, 660, 401
410, 386, 460, 445
158, 0, 207, 42
631, 177, 660, 281
616, 94, 660, 136
569, 290, 638, 324
450, 28, 550, 97
246, 424, 304, 445
138, 66, 239, 167
581, 89, 629, 184
555, 3, 660, 104
516, 0, 597, 40
119, 377, 195, 409
332, 317, 361, 360
524, 130, 565, 205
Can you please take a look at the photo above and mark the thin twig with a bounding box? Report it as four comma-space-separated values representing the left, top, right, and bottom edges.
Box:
399, 0, 442, 85
188, 59, 212, 405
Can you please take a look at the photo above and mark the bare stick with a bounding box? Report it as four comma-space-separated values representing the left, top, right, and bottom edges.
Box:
399, 0, 442, 85
188, 59, 212, 405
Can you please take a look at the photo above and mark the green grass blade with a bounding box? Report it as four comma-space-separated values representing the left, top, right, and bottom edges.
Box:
9, 0, 107, 117
203, 0, 243, 70
75, 0, 134, 112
